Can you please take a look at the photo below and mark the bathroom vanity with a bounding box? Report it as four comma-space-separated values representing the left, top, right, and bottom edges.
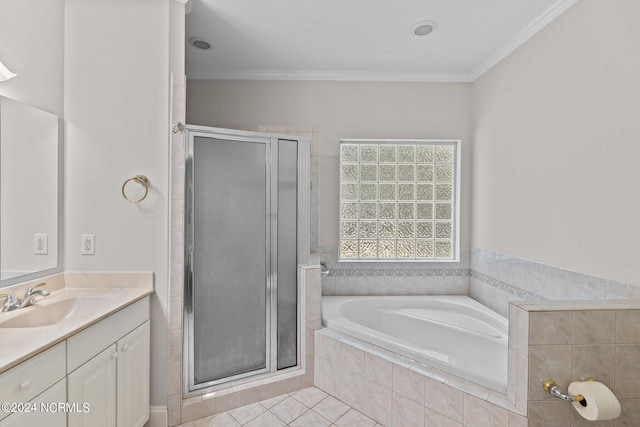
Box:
0, 275, 152, 427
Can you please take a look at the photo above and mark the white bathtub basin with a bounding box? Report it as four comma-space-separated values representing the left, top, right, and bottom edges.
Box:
322, 295, 509, 392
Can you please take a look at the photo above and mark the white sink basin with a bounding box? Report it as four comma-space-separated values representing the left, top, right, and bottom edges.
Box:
0, 294, 117, 328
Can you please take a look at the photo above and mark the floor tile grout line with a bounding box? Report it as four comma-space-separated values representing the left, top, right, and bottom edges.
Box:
302, 393, 329, 410
267, 395, 311, 426
228, 402, 268, 425
180, 387, 378, 427
291, 389, 330, 409
282, 391, 350, 427
286, 407, 334, 427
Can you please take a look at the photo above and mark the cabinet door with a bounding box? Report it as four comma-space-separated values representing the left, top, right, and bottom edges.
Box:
117, 321, 150, 427
68, 344, 117, 427
0, 379, 66, 427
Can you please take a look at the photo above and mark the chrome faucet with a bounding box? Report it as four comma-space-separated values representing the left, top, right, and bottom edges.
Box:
0, 294, 19, 312
18, 283, 51, 308
0, 283, 50, 312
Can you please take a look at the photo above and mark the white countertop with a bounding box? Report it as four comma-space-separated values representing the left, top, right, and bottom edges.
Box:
0, 286, 153, 373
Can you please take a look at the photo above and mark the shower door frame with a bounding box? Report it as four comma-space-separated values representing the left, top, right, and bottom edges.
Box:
183, 125, 310, 395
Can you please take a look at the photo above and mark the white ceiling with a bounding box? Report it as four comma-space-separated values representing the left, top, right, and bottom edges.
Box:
185, 0, 577, 82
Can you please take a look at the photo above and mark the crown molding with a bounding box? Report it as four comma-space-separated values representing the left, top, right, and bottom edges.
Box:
187, 69, 474, 83
468, 0, 579, 81
186, 0, 578, 83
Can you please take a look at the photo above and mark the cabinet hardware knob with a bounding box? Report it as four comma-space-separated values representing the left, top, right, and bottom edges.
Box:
19, 380, 32, 391
111, 352, 118, 359
122, 344, 130, 351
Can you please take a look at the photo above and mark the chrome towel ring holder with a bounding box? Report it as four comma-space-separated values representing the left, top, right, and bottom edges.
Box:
122, 175, 149, 203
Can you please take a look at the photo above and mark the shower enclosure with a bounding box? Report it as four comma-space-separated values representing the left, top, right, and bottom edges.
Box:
183, 126, 309, 394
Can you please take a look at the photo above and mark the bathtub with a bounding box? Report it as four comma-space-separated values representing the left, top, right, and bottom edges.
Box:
322, 295, 508, 392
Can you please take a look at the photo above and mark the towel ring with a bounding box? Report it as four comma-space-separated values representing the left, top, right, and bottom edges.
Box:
122, 175, 149, 203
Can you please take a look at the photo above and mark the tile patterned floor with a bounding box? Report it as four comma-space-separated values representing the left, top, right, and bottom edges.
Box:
178, 387, 384, 427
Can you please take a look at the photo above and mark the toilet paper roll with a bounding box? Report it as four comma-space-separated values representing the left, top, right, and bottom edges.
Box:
567, 380, 621, 421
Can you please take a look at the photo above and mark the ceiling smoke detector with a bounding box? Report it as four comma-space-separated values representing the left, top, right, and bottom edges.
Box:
188, 36, 212, 50
412, 20, 438, 37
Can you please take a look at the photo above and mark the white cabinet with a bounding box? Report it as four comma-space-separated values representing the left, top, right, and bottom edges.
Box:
67, 345, 118, 427
0, 379, 67, 427
68, 322, 150, 427
117, 322, 150, 427
0, 296, 150, 427
0, 342, 66, 427
0, 342, 66, 420
66, 297, 150, 427
67, 298, 149, 372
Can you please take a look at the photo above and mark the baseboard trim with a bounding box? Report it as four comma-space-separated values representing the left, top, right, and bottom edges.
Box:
144, 406, 168, 427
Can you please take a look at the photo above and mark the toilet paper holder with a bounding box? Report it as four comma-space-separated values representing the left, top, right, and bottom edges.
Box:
543, 378, 596, 404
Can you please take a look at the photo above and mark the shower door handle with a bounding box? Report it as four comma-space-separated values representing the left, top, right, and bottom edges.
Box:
185, 249, 194, 313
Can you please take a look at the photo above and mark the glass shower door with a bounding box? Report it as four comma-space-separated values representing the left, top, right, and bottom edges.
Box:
184, 126, 310, 394
188, 134, 271, 387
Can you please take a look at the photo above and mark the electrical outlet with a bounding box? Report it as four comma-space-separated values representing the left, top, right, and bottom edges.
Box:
81, 234, 95, 255
34, 233, 48, 255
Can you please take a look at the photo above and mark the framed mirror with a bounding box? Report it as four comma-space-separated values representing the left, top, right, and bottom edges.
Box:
0, 95, 62, 286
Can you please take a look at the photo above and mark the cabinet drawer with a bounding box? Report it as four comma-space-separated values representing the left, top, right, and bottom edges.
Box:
0, 342, 66, 419
0, 379, 66, 427
67, 297, 149, 372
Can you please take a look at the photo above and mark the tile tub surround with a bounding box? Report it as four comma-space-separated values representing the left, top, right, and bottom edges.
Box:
471, 248, 640, 317
511, 300, 640, 427
314, 328, 526, 427
317, 298, 640, 426
319, 247, 640, 311
320, 247, 471, 297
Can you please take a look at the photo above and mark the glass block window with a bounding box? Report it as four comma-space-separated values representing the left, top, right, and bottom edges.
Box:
339, 140, 459, 261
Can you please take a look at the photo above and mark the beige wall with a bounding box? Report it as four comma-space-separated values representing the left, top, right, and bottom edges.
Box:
0, 0, 64, 116
64, 0, 178, 406
471, 0, 640, 285
187, 80, 472, 257
1, 0, 180, 407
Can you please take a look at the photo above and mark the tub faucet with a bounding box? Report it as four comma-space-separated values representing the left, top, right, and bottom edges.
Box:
320, 262, 330, 277
17, 283, 50, 309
